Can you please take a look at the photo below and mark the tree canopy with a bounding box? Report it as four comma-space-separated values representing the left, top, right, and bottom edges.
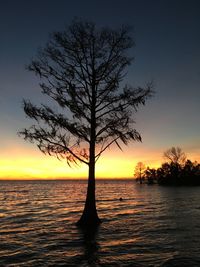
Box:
163, 146, 186, 165
20, 20, 152, 166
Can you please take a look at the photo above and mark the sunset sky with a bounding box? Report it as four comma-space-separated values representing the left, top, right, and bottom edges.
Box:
0, 0, 200, 179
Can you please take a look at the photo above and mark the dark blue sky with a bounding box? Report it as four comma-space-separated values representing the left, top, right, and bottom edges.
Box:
0, 0, 200, 177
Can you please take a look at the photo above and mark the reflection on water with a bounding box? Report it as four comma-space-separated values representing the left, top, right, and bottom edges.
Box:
0, 180, 200, 266
78, 226, 100, 266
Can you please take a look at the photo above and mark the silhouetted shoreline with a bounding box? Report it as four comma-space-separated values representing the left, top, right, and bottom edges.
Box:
136, 159, 200, 186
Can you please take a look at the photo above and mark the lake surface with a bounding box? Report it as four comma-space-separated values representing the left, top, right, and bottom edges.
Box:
0, 180, 200, 266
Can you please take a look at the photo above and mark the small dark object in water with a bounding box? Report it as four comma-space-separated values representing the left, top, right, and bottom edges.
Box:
119, 197, 123, 201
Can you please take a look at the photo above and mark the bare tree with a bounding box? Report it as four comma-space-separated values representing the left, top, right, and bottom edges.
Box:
163, 146, 186, 165
19, 20, 153, 228
134, 162, 146, 184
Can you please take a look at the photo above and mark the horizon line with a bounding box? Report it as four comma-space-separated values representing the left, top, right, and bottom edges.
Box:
0, 177, 135, 181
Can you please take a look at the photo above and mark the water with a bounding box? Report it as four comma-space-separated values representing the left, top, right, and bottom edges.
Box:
0, 180, 200, 266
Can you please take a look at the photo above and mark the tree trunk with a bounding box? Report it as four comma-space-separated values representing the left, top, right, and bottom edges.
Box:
77, 77, 101, 228
77, 123, 101, 228
76, 154, 101, 228
139, 171, 142, 184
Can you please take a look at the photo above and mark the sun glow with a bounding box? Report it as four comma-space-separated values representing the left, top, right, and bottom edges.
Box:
0, 157, 86, 179
0, 148, 160, 180
0, 143, 199, 180
0, 156, 133, 179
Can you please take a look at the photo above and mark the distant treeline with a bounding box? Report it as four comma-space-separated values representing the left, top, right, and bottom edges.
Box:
135, 147, 200, 186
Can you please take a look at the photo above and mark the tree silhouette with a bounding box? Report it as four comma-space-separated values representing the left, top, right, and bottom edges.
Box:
163, 146, 186, 165
19, 20, 153, 228
144, 167, 157, 184
134, 162, 146, 184
136, 149, 200, 186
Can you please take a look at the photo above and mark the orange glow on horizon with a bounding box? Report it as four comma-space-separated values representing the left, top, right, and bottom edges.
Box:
0, 152, 160, 180
0, 144, 199, 180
